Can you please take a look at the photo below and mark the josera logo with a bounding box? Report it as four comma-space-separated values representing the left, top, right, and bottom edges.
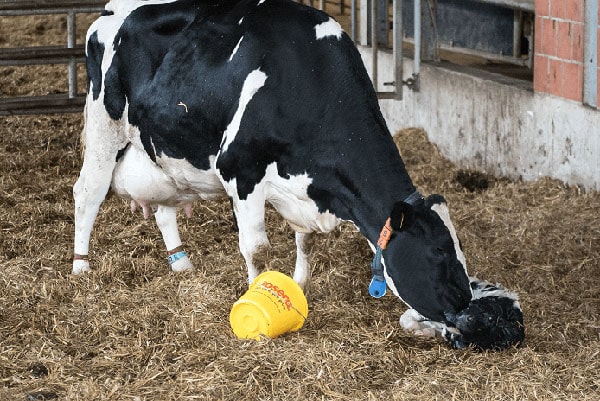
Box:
260, 281, 292, 311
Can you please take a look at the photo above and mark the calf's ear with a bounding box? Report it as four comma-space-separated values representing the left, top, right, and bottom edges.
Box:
390, 201, 415, 230
425, 194, 447, 207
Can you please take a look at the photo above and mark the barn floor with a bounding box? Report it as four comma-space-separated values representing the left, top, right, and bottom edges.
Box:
1, 116, 599, 400
1, 6, 599, 401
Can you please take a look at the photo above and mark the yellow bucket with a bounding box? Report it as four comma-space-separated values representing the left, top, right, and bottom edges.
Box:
230, 271, 308, 340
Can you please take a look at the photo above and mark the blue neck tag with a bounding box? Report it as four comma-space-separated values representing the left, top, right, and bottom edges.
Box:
369, 246, 387, 298
369, 277, 387, 298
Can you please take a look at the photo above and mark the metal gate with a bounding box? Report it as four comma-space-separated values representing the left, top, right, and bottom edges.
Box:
0, 1, 104, 115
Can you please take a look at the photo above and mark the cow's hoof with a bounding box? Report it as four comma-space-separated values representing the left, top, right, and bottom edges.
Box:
414, 328, 436, 337
72, 259, 91, 274
399, 309, 423, 331
170, 255, 194, 272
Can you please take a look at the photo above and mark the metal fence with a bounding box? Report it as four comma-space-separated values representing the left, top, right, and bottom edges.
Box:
0, 1, 104, 115
0, 0, 535, 115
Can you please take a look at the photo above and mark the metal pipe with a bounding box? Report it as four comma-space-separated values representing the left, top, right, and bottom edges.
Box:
0, 7, 103, 16
583, 0, 598, 108
371, 0, 378, 90
351, 0, 357, 42
513, 10, 522, 58
359, 0, 368, 45
392, 0, 403, 99
414, 0, 421, 78
67, 10, 77, 99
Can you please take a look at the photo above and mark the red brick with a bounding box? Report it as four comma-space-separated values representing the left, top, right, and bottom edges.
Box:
565, 0, 583, 21
556, 21, 571, 60
533, 54, 550, 93
548, 58, 563, 97
550, 0, 566, 19
536, 0, 550, 17
541, 18, 557, 56
597, 68, 600, 107
598, 28, 600, 63
563, 62, 582, 101
534, 16, 544, 55
570, 23, 584, 62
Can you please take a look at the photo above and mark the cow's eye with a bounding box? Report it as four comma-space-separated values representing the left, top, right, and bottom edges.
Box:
467, 316, 474, 322
435, 247, 449, 256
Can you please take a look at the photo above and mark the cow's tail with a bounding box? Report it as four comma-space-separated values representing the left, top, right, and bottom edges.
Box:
79, 102, 87, 159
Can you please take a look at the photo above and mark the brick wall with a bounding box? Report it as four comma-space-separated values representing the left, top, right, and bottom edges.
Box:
533, 0, 599, 103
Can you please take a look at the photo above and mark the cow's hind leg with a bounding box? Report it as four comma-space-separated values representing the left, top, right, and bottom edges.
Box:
293, 232, 314, 291
73, 155, 118, 274
231, 193, 270, 285
73, 106, 126, 274
154, 206, 194, 272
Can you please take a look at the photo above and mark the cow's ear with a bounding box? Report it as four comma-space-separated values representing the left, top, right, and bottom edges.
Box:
425, 194, 447, 207
390, 201, 414, 230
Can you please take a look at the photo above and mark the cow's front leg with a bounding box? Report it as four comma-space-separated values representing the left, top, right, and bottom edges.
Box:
154, 206, 194, 272
232, 194, 270, 285
293, 232, 314, 291
399, 309, 445, 338
73, 158, 117, 274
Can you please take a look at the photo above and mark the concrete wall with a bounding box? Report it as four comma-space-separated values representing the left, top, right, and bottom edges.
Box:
359, 47, 600, 191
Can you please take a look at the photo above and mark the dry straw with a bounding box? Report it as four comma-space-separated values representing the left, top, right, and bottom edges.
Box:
1, 116, 598, 400
1, 10, 599, 401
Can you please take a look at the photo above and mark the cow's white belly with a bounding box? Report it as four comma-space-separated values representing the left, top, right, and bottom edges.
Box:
111, 145, 224, 206
263, 163, 340, 233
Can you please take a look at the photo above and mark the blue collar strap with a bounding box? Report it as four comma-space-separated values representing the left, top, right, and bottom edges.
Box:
404, 190, 424, 205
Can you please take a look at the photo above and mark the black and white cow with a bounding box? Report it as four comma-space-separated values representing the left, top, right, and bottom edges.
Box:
74, 0, 473, 327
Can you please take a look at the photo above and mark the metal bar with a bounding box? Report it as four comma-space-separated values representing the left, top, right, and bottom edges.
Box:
0, 8, 102, 16
392, 0, 403, 100
0, 94, 86, 116
67, 11, 78, 99
0, 4, 104, 16
583, 0, 598, 108
360, 0, 368, 45
513, 10, 522, 58
0, 1, 105, 13
414, 0, 421, 75
0, 46, 86, 66
470, 0, 534, 12
371, 0, 378, 90
436, 41, 529, 66
377, 0, 388, 47
402, 36, 530, 66
0, 0, 105, 9
527, 14, 533, 69
351, 0, 357, 42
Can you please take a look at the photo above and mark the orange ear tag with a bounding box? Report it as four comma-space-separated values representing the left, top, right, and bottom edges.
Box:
377, 218, 393, 250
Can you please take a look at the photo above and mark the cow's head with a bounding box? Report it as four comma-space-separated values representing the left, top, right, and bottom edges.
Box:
443, 295, 525, 351
381, 194, 472, 322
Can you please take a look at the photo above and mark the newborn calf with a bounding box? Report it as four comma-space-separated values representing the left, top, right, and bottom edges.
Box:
400, 277, 524, 351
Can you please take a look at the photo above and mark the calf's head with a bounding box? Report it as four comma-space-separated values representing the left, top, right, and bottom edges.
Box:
443, 285, 525, 351
382, 194, 472, 322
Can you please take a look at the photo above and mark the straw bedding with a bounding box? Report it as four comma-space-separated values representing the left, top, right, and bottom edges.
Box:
1, 10, 599, 401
